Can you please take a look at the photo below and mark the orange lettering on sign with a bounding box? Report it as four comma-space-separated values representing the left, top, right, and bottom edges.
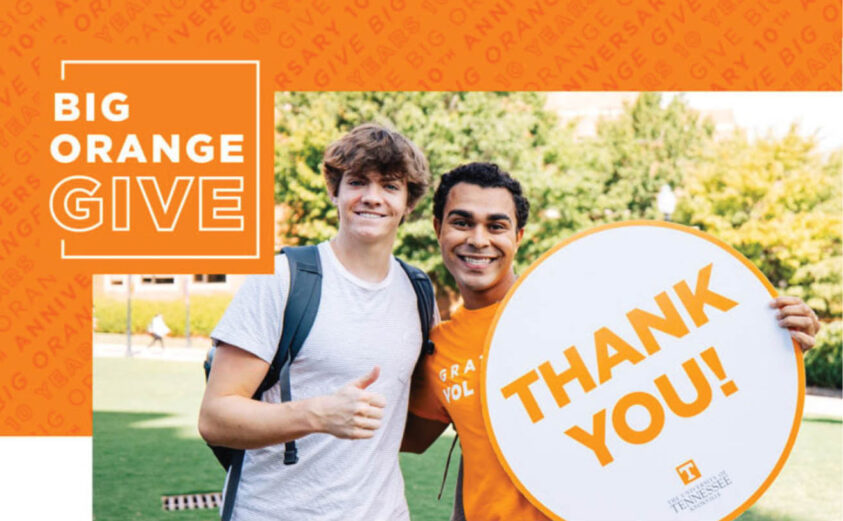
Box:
500, 264, 739, 424
563, 346, 738, 467
627, 291, 690, 355
674, 263, 739, 327
500, 369, 544, 423
538, 346, 597, 410
594, 326, 645, 384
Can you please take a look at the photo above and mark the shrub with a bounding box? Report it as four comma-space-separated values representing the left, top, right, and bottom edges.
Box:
94, 295, 232, 337
804, 320, 842, 389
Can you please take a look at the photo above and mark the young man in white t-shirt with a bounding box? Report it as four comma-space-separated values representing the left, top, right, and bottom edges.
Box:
199, 123, 432, 521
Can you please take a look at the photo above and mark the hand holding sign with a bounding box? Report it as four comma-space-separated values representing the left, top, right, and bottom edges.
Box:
482, 222, 803, 521
771, 296, 821, 352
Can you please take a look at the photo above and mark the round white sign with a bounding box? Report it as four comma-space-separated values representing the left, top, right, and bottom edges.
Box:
482, 221, 803, 521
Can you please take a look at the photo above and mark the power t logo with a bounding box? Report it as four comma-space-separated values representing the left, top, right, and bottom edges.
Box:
676, 460, 701, 485
45, 60, 272, 273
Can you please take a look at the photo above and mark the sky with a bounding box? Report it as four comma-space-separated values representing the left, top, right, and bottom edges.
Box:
666, 92, 843, 152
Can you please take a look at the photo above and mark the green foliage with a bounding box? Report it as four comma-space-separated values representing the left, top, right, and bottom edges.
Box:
94, 296, 232, 337
675, 131, 842, 318
275, 93, 842, 325
805, 321, 842, 389
578, 93, 714, 222
275, 92, 571, 288
274, 93, 720, 282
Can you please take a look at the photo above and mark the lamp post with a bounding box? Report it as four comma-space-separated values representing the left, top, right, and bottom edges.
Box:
125, 274, 133, 357
657, 184, 676, 222
183, 275, 191, 348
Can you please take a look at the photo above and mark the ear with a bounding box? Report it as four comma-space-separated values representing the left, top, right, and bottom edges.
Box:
515, 227, 525, 248
330, 176, 341, 204
433, 217, 442, 236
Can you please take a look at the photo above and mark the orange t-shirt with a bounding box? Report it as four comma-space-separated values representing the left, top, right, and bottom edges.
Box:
409, 303, 550, 521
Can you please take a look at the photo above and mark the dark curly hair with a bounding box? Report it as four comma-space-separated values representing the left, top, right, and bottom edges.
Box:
322, 123, 431, 208
433, 162, 530, 230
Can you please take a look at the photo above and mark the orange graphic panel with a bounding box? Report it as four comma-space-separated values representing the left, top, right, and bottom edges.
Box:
44, 60, 265, 273
0, 0, 839, 439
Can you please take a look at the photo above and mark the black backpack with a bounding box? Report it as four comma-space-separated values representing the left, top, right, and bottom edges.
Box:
203, 245, 435, 521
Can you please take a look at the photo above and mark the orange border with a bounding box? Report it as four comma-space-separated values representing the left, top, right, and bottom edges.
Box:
480, 220, 805, 521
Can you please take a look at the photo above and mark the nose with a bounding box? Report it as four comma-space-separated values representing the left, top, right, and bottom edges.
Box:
466, 226, 490, 249
360, 183, 384, 206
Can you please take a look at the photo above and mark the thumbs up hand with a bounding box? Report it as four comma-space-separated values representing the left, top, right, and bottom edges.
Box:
313, 367, 387, 439
353, 366, 381, 390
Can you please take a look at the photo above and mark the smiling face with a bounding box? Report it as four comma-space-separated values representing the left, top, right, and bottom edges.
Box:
435, 182, 524, 309
334, 170, 411, 246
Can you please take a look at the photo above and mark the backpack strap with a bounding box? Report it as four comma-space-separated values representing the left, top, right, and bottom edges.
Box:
396, 258, 435, 356
269, 245, 323, 464
438, 434, 460, 501
221, 245, 322, 521
219, 450, 245, 521
397, 259, 459, 516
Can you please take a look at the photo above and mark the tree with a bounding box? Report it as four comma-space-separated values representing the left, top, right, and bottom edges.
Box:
275, 93, 842, 321
675, 129, 842, 318
274, 92, 573, 304
576, 93, 714, 222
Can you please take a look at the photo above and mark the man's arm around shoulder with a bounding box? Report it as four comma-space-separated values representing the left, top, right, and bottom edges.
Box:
199, 342, 387, 449
401, 413, 449, 454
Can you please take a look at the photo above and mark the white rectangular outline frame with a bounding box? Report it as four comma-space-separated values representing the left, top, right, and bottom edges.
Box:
58, 60, 260, 259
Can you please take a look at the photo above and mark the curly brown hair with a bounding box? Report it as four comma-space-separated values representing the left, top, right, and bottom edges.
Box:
434, 162, 530, 230
322, 123, 431, 208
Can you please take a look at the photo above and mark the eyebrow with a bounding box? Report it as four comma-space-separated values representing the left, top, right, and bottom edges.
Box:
348, 173, 405, 184
487, 213, 512, 222
447, 209, 473, 219
447, 209, 512, 222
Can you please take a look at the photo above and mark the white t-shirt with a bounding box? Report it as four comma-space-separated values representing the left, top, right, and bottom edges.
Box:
211, 242, 422, 521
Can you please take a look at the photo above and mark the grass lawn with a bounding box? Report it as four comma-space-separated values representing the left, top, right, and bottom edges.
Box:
94, 358, 840, 521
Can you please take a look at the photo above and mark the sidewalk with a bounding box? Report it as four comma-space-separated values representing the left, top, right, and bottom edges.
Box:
802, 390, 843, 421
94, 332, 211, 363
93, 333, 842, 421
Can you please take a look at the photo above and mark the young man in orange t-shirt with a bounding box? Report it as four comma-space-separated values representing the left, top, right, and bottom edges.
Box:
402, 162, 821, 521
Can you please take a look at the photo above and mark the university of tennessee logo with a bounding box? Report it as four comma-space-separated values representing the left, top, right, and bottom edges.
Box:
45, 60, 272, 273
676, 459, 701, 485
